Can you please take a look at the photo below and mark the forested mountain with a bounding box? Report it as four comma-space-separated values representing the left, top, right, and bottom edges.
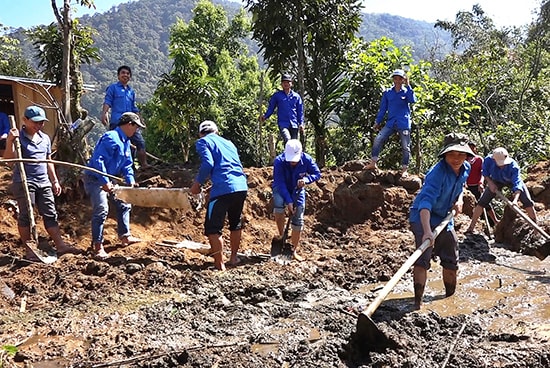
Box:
64, 0, 450, 117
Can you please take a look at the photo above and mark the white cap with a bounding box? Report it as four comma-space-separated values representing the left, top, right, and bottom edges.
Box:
492, 147, 513, 166
198, 120, 218, 135
391, 69, 406, 78
284, 139, 302, 162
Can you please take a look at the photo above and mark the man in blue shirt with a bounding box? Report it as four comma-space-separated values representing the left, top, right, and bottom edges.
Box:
272, 139, 321, 261
260, 73, 304, 144
85, 112, 145, 259
190, 120, 248, 271
4, 106, 79, 260
0, 111, 10, 156
366, 69, 417, 176
101, 65, 149, 168
466, 147, 536, 233
409, 133, 473, 309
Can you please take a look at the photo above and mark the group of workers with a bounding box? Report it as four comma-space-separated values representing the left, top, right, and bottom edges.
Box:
1, 69, 539, 311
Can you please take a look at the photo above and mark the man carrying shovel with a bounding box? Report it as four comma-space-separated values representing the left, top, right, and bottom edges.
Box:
409, 133, 474, 310
3, 106, 79, 260
272, 139, 321, 261
84, 112, 144, 259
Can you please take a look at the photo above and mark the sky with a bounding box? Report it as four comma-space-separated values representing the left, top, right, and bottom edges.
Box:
0, 0, 542, 29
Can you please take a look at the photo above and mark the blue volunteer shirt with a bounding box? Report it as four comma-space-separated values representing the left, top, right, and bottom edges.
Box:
264, 90, 304, 130
409, 159, 471, 227
0, 112, 9, 136
375, 86, 417, 131
12, 129, 51, 186
86, 127, 135, 185
195, 133, 248, 199
104, 81, 139, 126
272, 152, 321, 207
482, 155, 523, 193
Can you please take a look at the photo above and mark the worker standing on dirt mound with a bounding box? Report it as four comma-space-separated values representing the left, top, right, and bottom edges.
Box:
409, 133, 474, 310
365, 69, 417, 176
272, 139, 321, 261
84, 112, 145, 259
101, 65, 149, 168
3, 106, 80, 260
190, 120, 248, 271
466, 141, 498, 225
260, 73, 304, 144
466, 147, 537, 233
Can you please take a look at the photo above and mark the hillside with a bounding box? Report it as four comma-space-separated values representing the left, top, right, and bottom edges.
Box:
12, 0, 451, 118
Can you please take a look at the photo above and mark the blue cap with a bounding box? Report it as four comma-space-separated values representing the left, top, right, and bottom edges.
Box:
24, 106, 49, 122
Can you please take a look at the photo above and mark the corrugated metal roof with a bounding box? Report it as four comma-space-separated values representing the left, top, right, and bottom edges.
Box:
0, 74, 96, 90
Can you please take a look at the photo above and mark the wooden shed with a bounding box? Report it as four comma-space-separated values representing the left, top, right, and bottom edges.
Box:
0, 75, 64, 144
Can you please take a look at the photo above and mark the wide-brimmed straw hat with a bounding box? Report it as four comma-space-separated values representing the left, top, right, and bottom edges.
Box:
437, 133, 475, 158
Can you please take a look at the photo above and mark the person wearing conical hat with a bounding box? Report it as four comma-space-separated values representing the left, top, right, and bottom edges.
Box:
409, 133, 474, 310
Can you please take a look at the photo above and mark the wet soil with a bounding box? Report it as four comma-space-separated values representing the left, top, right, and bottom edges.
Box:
0, 160, 549, 367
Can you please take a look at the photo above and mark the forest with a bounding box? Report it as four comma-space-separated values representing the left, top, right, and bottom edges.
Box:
1, 0, 549, 172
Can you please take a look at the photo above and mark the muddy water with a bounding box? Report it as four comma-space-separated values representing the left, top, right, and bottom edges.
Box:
368, 242, 550, 340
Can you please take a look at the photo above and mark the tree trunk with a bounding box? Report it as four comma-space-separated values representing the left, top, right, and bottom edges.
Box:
61, 0, 72, 125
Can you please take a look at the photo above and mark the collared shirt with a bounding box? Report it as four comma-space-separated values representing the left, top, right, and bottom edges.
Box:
264, 89, 304, 129
467, 154, 483, 186
375, 86, 417, 131
272, 152, 321, 207
86, 127, 135, 185
12, 128, 51, 186
104, 81, 139, 126
409, 159, 471, 227
483, 154, 523, 193
195, 133, 248, 199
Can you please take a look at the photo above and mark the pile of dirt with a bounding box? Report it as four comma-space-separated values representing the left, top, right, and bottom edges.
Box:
0, 160, 549, 367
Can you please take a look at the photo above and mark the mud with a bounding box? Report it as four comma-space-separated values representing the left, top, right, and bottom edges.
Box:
0, 160, 549, 367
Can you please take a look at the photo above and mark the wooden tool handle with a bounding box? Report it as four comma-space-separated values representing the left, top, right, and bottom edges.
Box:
8, 115, 37, 238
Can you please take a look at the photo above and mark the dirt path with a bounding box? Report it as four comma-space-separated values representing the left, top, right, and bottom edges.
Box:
0, 163, 549, 367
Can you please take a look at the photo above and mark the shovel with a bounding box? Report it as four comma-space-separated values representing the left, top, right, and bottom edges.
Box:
8, 115, 57, 264
113, 186, 191, 210
356, 211, 455, 344
270, 215, 293, 263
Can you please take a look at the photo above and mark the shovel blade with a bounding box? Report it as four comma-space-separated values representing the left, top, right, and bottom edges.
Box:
356, 313, 394, 348
26, 241, 57, 264
270, 237, 293, 264
114, 187, 191, 209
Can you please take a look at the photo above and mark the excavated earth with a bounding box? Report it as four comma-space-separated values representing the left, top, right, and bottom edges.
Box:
0, 159, 549, 367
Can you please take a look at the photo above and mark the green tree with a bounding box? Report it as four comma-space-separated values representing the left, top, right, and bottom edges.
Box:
434, 4, 550, 164
28, 20, 99, 120
0, 25, 36, 77
246, 0, 363, 167
147, 0, 267, 165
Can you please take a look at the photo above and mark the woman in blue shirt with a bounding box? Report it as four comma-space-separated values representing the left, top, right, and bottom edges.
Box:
409, 133, 474, 310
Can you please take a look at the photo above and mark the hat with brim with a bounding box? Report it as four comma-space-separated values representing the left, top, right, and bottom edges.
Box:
25, 106, 49, 122
391, 69, 406, 78
118, 112, 145, 128
491, 147, 513, 166
437, 133, 475, 158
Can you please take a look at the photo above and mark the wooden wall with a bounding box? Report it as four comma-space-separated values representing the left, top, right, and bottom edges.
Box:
0, 78, 63, 145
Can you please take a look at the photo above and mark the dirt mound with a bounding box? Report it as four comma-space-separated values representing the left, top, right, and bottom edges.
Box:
0, 160, 549, 367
